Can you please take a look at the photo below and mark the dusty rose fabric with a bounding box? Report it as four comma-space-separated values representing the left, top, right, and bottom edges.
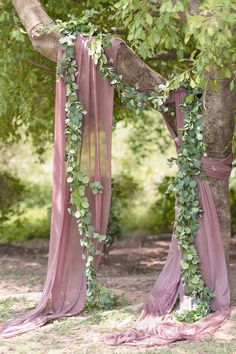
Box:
102, 90, 232, 347
0, 37, 231, 346
0, 36, 122, 339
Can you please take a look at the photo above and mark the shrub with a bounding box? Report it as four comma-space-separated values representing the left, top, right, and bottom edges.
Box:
22, 183, 51, 209
106, 173, 140, 247
0, 179, 51, 243
0, 170, 25, 223
0, 206, 50, 243
147, 176, 175, 234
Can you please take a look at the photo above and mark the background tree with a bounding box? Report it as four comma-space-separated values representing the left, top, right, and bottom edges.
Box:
1, 0, 236, 265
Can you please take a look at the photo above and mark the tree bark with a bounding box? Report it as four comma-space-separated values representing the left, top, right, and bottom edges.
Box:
203, 79, 236, 267
11, 0, 165, 87
12, 0, 59, 62
12, 0, 235, 266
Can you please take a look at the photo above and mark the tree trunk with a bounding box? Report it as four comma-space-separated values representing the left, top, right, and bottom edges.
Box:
12, 0, 235, 265
203, 79, 236, 267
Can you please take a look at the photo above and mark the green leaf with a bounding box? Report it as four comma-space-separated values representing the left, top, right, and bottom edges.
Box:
193, 160, 201, 168
230, 80, 235, 91
207, 26, 214, 37
178, 181, 184, 189
224, 68, 232, 79
180, 260, 189, 270
75, 211, 81, 218
185, 227, 191, 234
174, 1, 185, 12
160, 0, 174, 13
196, 133, 203, 141
10, 29, 25, 42
87, 256, 93, 262
146, 13, 153, 26
192, 207, 199, 213
190, 79, 196, 88
82, 201, 89, 208
191, 275, 200, 284
185, 95, 194, 104
189, 180, 197, 188
82, 176, 89, 184
79, 186, 85, 196
67, 176, 73, 183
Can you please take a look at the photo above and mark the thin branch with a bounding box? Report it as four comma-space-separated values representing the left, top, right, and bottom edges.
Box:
150, 49, 191, 61
27, 59, 56, 74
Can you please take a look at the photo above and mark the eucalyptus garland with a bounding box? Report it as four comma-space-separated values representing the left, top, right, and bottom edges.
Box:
57, 23, 117, 309
169, 85, 214, 322
56, 15, 213, 322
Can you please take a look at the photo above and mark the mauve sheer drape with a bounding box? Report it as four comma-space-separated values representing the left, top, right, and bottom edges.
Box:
0, 36, 122, 339
0, 37, 231, 347
102, 90, 231, 347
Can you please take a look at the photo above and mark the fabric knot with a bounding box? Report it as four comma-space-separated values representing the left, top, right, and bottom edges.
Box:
201, 154, 233, 180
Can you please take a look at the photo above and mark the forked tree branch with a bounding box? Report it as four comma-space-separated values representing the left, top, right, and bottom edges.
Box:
12, 0, 166, 87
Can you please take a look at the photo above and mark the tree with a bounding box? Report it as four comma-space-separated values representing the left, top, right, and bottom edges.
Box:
8, 0, 236, 265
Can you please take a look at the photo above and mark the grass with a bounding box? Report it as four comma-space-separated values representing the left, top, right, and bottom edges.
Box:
0, 235, 235, 354
0, 296, 235, 354
0, 297, 37, 321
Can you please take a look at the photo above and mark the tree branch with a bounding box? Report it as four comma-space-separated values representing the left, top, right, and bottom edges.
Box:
149, 49, 191, 61
11, 0, 166, 87
12, 0, 60, 61
26, 59, 56, 74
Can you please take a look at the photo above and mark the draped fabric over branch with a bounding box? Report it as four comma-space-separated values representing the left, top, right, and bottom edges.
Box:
0, 37, 231, 347
0, 36, 122, 339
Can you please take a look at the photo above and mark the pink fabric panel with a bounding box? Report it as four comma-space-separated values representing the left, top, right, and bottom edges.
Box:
197, 182, 230, 311
0, 36, 121, 339
102, 89, 231, 347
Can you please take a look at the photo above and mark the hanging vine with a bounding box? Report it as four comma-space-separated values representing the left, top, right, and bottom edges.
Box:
57, 19, 117, 310
56, 15, 213, 322
169, 84, 214, 322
